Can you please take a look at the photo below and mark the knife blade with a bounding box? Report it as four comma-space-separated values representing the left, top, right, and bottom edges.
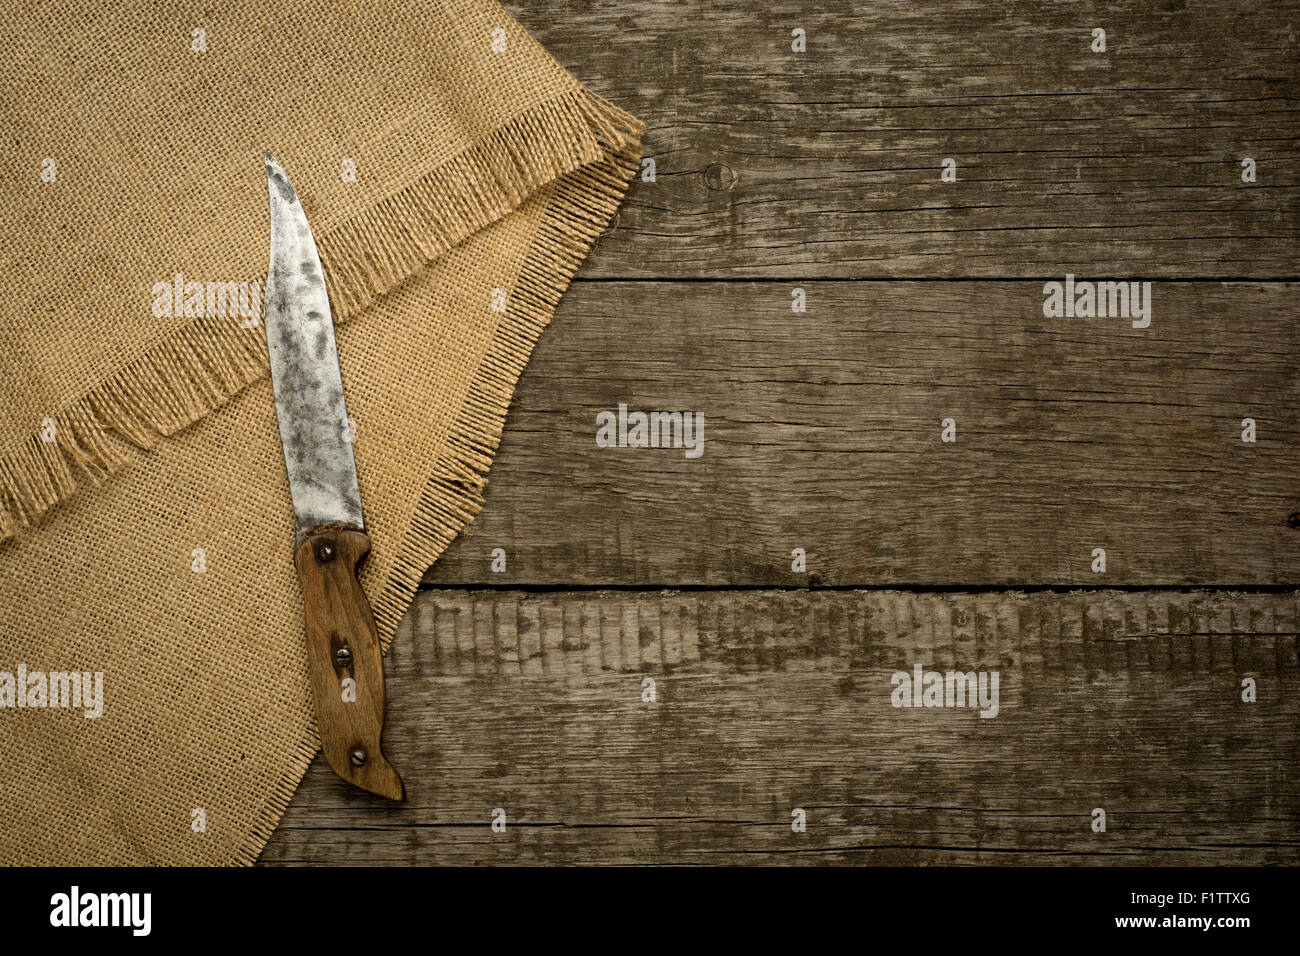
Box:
263, 153, 403, 801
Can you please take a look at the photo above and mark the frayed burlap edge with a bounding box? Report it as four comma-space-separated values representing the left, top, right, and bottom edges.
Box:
226, 98, 642, 866
0, 85, 642, 547
368, 155, 642, 640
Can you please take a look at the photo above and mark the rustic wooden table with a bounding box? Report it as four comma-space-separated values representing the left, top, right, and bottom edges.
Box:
261, 0, 1300, 864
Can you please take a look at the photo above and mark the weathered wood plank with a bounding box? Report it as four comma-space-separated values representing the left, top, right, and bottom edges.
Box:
507, 0, 1300, 278
264, 1, 1300, 865
260, 588, 1300, 865
422, 280, 1299, 587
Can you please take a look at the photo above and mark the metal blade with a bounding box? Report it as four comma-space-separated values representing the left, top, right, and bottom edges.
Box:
263, 153, 363, 538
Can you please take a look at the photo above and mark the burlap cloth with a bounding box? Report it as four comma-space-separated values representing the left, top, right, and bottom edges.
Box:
0, 0, 640, 864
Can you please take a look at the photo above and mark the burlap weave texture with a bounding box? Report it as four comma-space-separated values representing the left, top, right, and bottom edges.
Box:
0, 0, 640, 864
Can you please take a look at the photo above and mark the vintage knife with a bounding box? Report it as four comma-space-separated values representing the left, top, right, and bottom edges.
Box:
263, 153, 404, 800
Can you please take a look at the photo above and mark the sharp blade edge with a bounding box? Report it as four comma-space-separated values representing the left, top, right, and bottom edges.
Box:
263, 153, 363, 536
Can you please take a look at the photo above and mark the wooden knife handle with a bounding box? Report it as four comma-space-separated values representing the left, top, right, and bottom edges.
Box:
294, 528, 404, 800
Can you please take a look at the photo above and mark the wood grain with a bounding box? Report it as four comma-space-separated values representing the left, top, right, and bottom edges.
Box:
261, 588, 1300, 865
422, 280, 1300, 587
505, 0, 1300, 278
265, 2, 1300, 864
